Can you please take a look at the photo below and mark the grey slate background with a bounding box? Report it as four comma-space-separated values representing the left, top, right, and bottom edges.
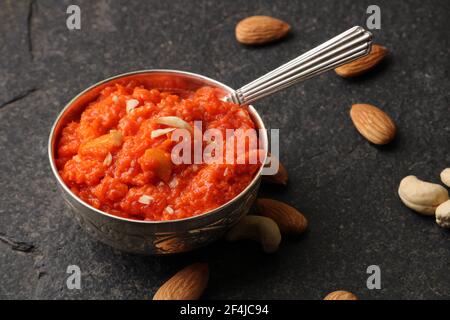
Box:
0, 0, 449, 299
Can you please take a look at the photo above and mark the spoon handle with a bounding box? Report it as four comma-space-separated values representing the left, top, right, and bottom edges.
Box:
229, 26, 373, 105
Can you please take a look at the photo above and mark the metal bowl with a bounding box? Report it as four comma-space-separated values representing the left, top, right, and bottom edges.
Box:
48, 70, 268, 255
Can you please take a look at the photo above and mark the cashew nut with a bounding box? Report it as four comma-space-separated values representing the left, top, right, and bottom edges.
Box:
436, 200, 450, 229
225, 215, 281, 253
441, 168, 450, 188
398, 175, 449, 215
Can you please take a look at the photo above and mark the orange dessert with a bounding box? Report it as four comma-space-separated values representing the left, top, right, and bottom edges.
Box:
56, 82, 262, 221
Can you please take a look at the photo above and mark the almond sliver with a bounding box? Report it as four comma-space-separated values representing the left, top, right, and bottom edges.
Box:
126, 99, 139, 113
165, 206, 174, 214
151, 128, 176, 139
138, 195, 154, 205
156, 116, 192, 131
103, 152, 112, 166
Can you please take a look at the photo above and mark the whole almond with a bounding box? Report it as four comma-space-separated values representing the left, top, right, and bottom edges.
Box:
153, 263, 209, 300
235, 16, 290, 45
324, 290, 358, 300
350, 104, 396, 145
262, 153, 288, 185
335, 44, 388, 78
257, 198, 308, 235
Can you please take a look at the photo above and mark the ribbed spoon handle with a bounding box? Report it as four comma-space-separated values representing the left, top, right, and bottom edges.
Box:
229, 26, 373, 105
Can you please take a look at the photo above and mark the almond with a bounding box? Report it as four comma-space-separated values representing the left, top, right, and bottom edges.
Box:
350, 104, 396, 145
263, 153, 288, 185
153, 263, 209, 300
257, 199, 308, 236
335, 44, 388, 78
235, 16, 291, 45
324, 290, 358, 300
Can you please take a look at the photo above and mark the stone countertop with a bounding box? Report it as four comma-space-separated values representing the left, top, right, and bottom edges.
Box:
0, 0, 449, 299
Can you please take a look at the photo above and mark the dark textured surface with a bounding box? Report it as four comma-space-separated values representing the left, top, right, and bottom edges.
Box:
0, 0, 449, 300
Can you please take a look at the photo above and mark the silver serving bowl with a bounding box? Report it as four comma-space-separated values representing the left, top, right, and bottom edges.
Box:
48, 70, 268, 255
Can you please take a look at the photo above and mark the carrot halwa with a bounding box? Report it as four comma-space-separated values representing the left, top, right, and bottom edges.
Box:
57, 82, 262, 221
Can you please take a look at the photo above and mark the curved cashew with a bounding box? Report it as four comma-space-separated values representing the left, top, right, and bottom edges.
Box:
436, 200, 450, 229
398, 176, 449, 215
441, 168, 450, 188
225, 215, 281, 253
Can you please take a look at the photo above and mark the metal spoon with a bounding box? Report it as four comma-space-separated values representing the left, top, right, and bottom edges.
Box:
226, 26, 373, 105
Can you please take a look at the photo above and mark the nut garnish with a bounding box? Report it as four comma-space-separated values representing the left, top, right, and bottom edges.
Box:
79, 130, 123, 155
151, 128, 176, 139
257, 199, 307, 236
350, 103, 396, 145
126, 99, 139, 113
262, 154, 288, 185
440, 168, 450, 187
398, 175, 449, 215
324, 290, 358, 300
168, 178, 178, 189
141, 148, 172, 183
103, 152, 112, 166
335, 44, 388, 78
436, 200, 450, 228
165, 206, 174, 214
235, 15, 291, 45
153, 263, 209, 300
138, 195, 154, 205
156, 116, 192, 131
225, 215, 281, 253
